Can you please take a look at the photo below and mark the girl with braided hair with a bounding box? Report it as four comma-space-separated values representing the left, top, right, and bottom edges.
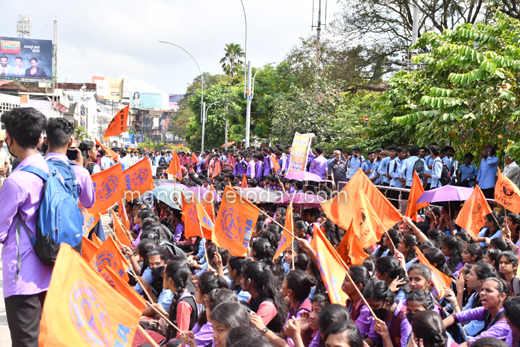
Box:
411, 311, 454, 347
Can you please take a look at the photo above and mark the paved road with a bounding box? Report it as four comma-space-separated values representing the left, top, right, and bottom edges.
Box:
0, 217, 111, 346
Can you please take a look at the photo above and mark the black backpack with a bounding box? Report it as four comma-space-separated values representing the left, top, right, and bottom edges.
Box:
413, 158, 425, 174
388, 159, 398, 175
158, 156, 167, 168
440, 163, 451, 186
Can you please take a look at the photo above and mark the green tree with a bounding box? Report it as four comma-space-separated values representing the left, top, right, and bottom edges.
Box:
73, 126, 89, 142
220, 43, 245, 150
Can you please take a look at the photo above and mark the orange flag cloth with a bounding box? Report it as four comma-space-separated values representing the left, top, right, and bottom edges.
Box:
405, 171, 430, 221
89, 163, 125, 214
273, 203, 294, 261
118, 200, 131, 230
95, 138, 118, 159
321, 169, 402, 247
202, 199, 215, 222
80, 206, 100, 237
455, 185, 493, 240
100, 266, 147, 311
495, 168, 520, 214
91, 235, 130, 282
336, 221, 369, 266
165, 151, 183, 181
212, 186, 259, 257
81, 236, 99, 263
212, 160, 221, 179
103, 105, 129, 141
241, 174, 248, 188
92, 234, 103, 247
111, 210, 132, 248
192, 153, 199, 164
123, 157, 156, 201
322, 188, 384, 248
181, 192, 214, 240
415, 246, 453, 299
270, 154, 281, 172
39, 244, 141, 347
310, 224, 349, 305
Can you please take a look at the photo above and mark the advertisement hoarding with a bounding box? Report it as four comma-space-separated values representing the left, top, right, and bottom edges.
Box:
130, 91, 162, 109
91, 76, 124, 101
0, 36, 53, 80
287, 132, 314, 174
168, 93, 184, 111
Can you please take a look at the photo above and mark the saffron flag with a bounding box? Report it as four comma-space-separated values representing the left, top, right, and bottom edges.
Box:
92, 233, 103, 247
322, 188, 383, 248
123, 157, 155, 201
455, 185, 493, 240
89, 163, 125, 214
202, 199, 215, 222
165, 151, 182, 181
80, 206, 100, 237
495, 169, 520, 214
336, 221, 369, 267
81, 236, 99, 263
241, 174, 248, 188
111, 210, 132, 248
192, 153, 199, 164
415, 246, 453, 299
310, 224, 349, 305
273, 203, 294, 261
95, 138, 118, 159
405, 171, 430, 222
91, 235, 130, 282
103, 105, 130, 141
212, 160, 221, 179
100, 266, 147, 311
181, 192, 214, 240
270, 154, 281, 173
321, 169, 402, 244
212, 186, 258, 257
39, 244, 141, 347
118, 200, 131, 230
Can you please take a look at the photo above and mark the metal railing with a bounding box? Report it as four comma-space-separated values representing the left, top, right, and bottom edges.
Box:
336, 181, 411, 214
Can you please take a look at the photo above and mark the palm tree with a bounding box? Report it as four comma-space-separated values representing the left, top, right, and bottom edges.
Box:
220, 43, 244, 150
73, 126, 89, 143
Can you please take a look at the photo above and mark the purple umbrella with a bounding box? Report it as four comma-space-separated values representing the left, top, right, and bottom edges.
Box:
285, 171, 323, 182
274, 193, 325, 208
416, 185, 474, 204
187, 186, 222, 203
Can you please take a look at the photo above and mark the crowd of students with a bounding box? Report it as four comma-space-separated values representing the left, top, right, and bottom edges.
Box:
2, 107, 520, 347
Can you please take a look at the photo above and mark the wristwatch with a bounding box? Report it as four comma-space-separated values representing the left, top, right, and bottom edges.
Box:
261, 327, 269, 334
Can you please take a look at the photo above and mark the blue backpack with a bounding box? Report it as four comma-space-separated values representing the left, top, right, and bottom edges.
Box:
16, 159, 83, 276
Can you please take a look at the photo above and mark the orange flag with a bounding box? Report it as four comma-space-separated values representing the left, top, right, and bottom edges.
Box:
80, 206, 100, 237
415, 246, 453, 299
103, 105, 130, 141
201, 199, 215, 222
89, 163, 125, 214
81, 236, 99, 263
92, 233, 103, 247
406, 171, 430, 222
310, 224, 349, 305
455, 185, 493, 239
111, 210, 132, 248
91, 235, 130, 282
192, 153, 199, 164
241, 174, 248, 188
273, 203, 294, 261
118, 200, 131, 230
321, 169, 402, 243
270, 154, 281, 172
123, 157, 155, 201
336, 221, 369, 266
212, 186, 258, 257
495, 169, 520, 214
212, 160, 221, 179
39, 244, 141, 347
165, 151, 182, 181
181, 192, 214, 240
95, 138, 118, 159
322, 188, 383, 248
100, 266, 147, 311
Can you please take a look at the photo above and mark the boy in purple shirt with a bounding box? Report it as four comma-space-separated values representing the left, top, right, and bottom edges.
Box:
254, 154, 264, 180
309, 146, 328, 179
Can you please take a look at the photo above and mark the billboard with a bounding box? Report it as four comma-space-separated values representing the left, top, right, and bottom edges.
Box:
92, 76, 123, 101
168, 93, 184, 111
0, 36, 53, 80
130, 91, 162, 109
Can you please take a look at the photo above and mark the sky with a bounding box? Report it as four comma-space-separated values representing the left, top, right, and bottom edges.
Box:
1, 0, 343, 94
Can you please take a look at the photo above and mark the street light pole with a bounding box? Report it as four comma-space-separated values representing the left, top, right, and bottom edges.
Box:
245, 61, 252, 147
202, 101, 219, 153
240, 0, 247, 99
251, 62, 276, 100
158, 40, 204, 141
